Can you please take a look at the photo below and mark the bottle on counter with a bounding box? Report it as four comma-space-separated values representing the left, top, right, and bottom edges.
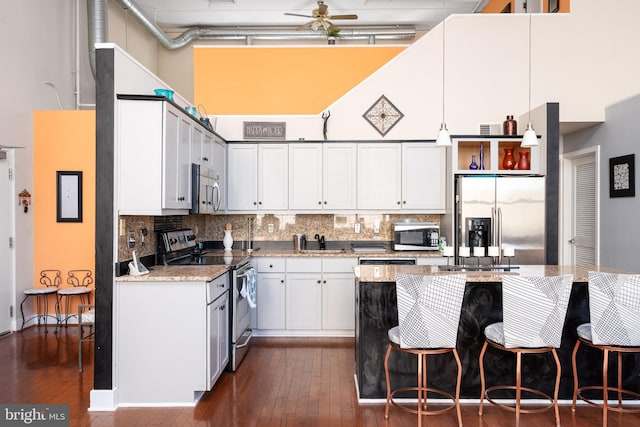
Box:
223, 223, 233, 251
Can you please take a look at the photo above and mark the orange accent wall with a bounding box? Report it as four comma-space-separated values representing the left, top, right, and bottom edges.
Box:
194, 46, 405, 115
33, 111, 96, 314
482, 0, 570, 13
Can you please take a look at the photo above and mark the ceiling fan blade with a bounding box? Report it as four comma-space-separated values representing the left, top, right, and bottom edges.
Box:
285, 12, 314, 18
329, 14, 358, 20
298, 20, 316, 30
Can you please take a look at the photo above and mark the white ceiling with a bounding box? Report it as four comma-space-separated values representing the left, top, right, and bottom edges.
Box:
131, 0, 488, 31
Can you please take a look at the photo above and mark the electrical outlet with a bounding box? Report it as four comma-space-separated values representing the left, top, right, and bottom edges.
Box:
354, 223, 361, 234
374, 266, 381, 278
268, 223, 275, 234
128, 231, 136, 249
373, 219, 380, 234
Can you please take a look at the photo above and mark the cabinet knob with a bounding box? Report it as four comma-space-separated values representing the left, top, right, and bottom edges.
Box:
280, 279, 284, 283
397, 201, 401, 205
258, 201, 262, 205
253, 201, 257, 205
403, 201, 407, 204
323, 280, 327, 284
317, 280, 321, 284
318, 201, 322, 205
269, 264, 273, 268
203, 157, 208, 161
324, 201, 327, 204
220, 305, 226, 310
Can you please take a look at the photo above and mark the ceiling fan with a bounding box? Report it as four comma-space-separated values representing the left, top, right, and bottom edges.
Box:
285, 1, 358, 31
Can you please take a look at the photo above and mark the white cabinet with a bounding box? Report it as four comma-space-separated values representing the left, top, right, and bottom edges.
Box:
357, 143, 402, 209
116, 272, 230, 405
208, 290, 229, 389
322, 258, 356, 330
256, 258, 286, 330
286, 258, 323, 330
117, 98, 192, 214
227, 144, 288, 211
254, 256, 355, 335
357, 142, 445, 212
288, 143, 357, 210
402, 143, 446, 211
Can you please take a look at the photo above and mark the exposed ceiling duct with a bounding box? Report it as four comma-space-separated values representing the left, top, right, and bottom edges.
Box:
87, 0, 109, 76
110, 0, 415, 49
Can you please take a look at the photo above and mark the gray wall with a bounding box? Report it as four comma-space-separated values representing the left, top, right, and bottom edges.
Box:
564, 95, 640, 271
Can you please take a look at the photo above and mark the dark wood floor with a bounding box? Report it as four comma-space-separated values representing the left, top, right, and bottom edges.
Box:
2, 327, 639, 426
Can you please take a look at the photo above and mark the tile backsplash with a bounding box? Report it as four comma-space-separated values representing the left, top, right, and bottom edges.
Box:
118, 213, 440, 261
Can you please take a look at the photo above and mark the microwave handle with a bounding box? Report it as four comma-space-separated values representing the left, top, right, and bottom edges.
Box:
212, 182, 221, 212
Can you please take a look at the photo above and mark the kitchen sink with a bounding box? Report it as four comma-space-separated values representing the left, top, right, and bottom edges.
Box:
297, 249, 350, 254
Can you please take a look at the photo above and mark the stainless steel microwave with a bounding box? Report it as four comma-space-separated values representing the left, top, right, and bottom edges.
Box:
394, 222, 440, 251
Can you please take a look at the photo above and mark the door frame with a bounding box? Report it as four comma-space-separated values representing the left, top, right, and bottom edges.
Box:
0, 150, 16, 334
560, 146, 600, 265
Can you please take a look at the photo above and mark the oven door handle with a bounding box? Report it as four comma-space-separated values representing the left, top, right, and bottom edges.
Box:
235, 328, 253, 349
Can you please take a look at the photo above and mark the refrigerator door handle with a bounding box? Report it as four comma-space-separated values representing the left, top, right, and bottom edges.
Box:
491, 207, 496, 246
498, 207, 503, 263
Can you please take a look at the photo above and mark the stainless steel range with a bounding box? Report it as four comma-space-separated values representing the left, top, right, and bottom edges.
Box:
158, 229, 255, 372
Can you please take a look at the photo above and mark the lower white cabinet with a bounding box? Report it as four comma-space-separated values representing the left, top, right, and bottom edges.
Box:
116, 273, 229, 406
255, 256, 356, 336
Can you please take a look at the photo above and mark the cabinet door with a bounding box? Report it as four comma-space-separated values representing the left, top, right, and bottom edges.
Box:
286, 273, 322, 330
212, 138, 226, 211
256, 273, 286, 329
402, 143, 445, 211
197, 130, 213, 166
322, 274, 355, 330
176, 115, 193, 208
324, 143, 357, 209
208, 294, 222, 389
218, 291, 229, 376
162, 106, 181, 209
259, 144, 288, 210
227, 144, 258, 210
357, 143, 401, 209
289, 143, 323, 210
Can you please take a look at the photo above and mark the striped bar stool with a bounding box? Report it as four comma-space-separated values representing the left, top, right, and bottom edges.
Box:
20, 269, 61, 332
56, 269, 93, 331
479, 274, 573, 427
384, 273, 467, 427
571, 271, 640, 427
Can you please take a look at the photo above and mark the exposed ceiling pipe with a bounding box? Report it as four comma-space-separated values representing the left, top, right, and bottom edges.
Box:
111, 0, 415, 49
87, 0, 108, 77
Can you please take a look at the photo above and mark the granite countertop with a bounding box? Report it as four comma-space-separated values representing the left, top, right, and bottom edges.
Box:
354, 264, 635, 283
115, 265, 231, 282
249, 248, 444, 258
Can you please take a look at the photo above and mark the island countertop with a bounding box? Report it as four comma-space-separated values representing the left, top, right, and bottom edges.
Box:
354, 264, 634, 283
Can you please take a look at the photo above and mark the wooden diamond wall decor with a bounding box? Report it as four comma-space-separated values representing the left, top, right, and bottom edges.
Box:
362, 95, 404, 136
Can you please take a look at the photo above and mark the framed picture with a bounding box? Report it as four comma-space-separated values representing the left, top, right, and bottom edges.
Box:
548, 0, 559, 13
609, 154, 635, 198
56, 171, 83, 222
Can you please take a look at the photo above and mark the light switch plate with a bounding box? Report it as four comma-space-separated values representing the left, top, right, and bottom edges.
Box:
268, 223, 274, 234
373, 219, 380, 234
354, 223, 361, 233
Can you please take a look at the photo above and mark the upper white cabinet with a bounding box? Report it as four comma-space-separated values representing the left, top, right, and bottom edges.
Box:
288, 143, 356, 210
227, 143, 288, 211
356, 142, 445, 212
117, 98, 193, 215
357, 143, 402, 209
402, 143, 446, 211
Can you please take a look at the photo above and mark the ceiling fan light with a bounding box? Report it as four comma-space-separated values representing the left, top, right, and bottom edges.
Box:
521, 123, 539, 147
435, 122, 452, 146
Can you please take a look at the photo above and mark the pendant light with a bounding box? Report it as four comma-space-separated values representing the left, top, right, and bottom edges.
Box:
435, 18, 452, 146
521, 11, 539, 147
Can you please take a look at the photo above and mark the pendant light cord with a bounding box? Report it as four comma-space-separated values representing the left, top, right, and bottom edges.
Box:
527, 11, 532, 124
442, 18, 446, 123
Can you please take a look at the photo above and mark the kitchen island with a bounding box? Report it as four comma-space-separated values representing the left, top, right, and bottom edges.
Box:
355, 265, 640, 401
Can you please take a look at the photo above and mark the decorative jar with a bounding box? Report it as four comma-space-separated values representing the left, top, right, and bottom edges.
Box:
469, 155, 479, 170
502, 147, 515, 170
517, 151, 530, 170
223, 230, 233, 251
503, 115, 517, 135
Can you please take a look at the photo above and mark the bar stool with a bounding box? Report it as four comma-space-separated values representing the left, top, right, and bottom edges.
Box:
571, 271, 640, 427
20, 269, 61, 332
56, 269, 93, 331
384, 273, 467, 427
479, 274, 573, 427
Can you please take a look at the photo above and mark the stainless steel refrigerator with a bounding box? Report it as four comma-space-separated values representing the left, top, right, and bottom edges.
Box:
455, 175, 545, 265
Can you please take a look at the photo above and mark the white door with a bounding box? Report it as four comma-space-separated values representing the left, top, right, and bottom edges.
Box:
289, 143, 322, 210
562, 148, 599, 265
0, 152, 13, 334
258, 144, 288, 210
402, 143, 446, 210
357, 143, 401, 209
324, 143, 357, 210
227, 144, 258, 211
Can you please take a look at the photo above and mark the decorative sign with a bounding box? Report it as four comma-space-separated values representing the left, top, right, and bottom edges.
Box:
362, 95, 404, 136
243, 121, 286, 140
609, 154, 635, 198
